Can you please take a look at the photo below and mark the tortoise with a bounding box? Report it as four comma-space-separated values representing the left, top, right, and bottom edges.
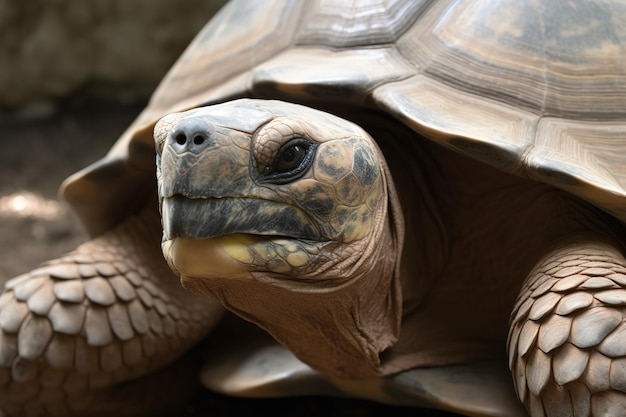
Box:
2, 0, 626, 416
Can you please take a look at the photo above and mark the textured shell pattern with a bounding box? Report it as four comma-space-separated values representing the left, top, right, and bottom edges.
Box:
61, 0, 626, 236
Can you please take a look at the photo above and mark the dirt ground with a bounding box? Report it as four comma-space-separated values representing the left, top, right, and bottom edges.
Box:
0, 99, 460, 416
0, 100, 129, 279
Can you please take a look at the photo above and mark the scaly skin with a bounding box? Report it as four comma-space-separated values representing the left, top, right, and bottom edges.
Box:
509, 238, 626, 416
0, 208, 223, 416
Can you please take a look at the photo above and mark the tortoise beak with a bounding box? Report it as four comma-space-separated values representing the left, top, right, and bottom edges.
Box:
161, 195, 320, 241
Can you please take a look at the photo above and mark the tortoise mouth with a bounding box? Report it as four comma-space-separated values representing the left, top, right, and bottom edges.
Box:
161, 195, 320, 241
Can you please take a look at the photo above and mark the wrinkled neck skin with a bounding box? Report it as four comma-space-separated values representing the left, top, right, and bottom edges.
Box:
175, 154, 405, 378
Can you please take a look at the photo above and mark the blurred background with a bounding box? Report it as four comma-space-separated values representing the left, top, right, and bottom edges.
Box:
0, 0, 229, 280
0, 0, 227, 114
0, 1, 460, 415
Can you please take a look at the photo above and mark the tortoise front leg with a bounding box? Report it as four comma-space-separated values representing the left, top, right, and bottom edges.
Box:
0, 210, 223, 416
508, 236, 626, 417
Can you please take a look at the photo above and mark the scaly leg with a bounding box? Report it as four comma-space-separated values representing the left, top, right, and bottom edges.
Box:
0, 210, 223, 416
509, 237, 626, 417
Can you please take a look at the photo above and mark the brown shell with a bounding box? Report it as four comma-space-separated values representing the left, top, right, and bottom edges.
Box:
61, 0, 626, 236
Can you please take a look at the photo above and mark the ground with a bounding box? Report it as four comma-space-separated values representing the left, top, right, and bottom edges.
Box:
0, 99, 460, 416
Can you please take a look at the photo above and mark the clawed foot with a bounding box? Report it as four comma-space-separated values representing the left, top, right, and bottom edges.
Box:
509, 239, 626, 416
0, 214, 222, 416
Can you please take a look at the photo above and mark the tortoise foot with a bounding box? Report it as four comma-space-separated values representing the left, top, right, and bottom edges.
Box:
0, 213, 222, 416
509, 238, 626, 417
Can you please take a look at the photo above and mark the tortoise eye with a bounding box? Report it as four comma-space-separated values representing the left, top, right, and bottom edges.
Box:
259, 138, 316, 184
275, 143, 307, 173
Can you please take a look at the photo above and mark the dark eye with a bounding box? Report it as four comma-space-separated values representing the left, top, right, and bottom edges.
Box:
259, 138, 317, 184
275, 143, 307, 173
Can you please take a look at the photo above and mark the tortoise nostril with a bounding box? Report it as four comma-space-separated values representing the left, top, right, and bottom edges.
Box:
169, 119, 212, 153
175, 133, 187, 145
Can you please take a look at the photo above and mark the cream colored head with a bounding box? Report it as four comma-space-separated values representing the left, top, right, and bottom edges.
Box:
155, 99, 403, 377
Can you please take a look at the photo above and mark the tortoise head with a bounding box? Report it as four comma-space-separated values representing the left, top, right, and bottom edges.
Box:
154, 99, 404, 377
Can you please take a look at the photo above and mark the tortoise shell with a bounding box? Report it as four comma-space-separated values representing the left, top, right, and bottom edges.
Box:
61, 0, 626, 238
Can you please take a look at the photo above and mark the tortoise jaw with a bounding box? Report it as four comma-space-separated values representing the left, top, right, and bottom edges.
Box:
161, 195, 320, 242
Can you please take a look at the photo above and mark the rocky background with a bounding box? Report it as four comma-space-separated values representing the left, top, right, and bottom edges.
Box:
0, 0, 226, 115
0, 1, 460, 415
